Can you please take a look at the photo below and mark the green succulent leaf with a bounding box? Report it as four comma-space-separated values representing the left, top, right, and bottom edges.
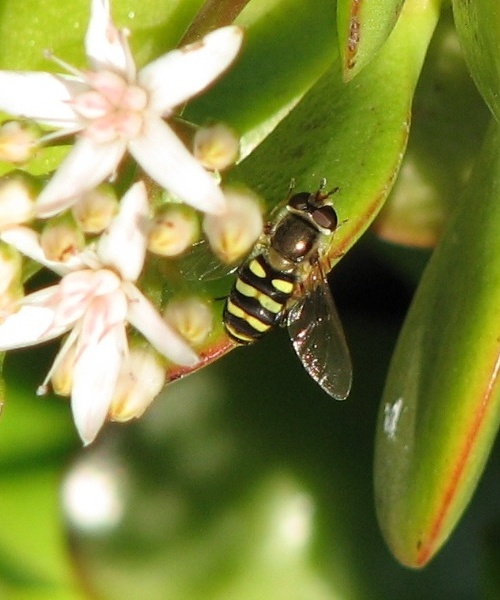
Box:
374, 6, 490, 248
374, 117, 500, 568
233, 0, 440, 261
186, 0, 340, 157
169, 0, 441, 382
167, 0, 441, 383
452, 0, 500, 124
337, 0, 406, 81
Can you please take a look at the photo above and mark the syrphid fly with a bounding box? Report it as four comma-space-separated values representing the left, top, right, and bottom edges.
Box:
223, 180, 352, 400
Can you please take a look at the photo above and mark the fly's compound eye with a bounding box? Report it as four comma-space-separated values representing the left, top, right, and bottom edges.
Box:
312, 205, 338, 232
288, 192, 310, 212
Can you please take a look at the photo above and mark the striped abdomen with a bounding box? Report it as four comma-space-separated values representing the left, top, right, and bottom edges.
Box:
223, 253, 296, 344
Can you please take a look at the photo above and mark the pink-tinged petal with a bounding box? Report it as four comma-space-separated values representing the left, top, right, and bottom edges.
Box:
129, 117, 226, 214
85, 0, 136, 80
139, 26, 243, 112
0, 72, 85, 129
35, 136, 127, 218
97, 181, 148, 281
0, 287, 73, 350
124, 282, 199, 366
0, 226, 84, 276
71, 322, 126, 444
76, 289, 127, 353
50, 271, 120, 330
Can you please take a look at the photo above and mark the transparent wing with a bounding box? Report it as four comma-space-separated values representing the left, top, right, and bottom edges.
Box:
287, 269, 352, 400
177, 239, 238, 282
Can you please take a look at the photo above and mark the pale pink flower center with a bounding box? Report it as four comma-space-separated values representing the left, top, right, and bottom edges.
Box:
49, 268, 124, 328
71, 70, 148, 143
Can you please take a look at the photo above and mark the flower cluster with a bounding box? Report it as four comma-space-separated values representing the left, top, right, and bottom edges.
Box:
0, 0, 263, 443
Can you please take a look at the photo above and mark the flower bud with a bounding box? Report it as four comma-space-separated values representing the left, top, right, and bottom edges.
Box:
0, 241, 23, 322
203, 187, 263, 264
109, 345, 166, 422
0, 241, 22, 294
193, 123, 239, 171
50, 341, 77, 397
163, 296, 213, 347
147, 205, 199, 257
0, 171, 37, 228
0, 121, 39, 164
71, 184, 119, 234
40, 215, 85, 262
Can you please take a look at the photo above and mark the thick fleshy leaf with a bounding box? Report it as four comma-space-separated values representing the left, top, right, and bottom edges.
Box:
165, 0, 440, 383
373, 7, 490, 248
452, 0, 500, 123
185, 0, 347, 158
232, 0, 439, 262
337, 0, 405, 81
374, 118, 500, 568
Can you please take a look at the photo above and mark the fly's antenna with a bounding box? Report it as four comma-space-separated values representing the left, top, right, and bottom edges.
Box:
314, 180, 340, 206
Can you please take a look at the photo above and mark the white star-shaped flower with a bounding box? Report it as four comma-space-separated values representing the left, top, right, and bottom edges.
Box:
0, 181, 199, 445
0, 0, 243, 218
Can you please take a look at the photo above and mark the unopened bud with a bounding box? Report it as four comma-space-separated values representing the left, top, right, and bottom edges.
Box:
0, 121, 39, 164
163, 296, 213, 347
203, 187, 263, 264
193, 123, 240, 171
0, 285, 23, 323
148, 205, 199, 257
41, 215, 85, 262
50, 341, 77, 397
0, 241, 22, 295
109, 345, 166, 422
0, 171, 37, 228
71, 184, 119, 234
0, 241, 23, 322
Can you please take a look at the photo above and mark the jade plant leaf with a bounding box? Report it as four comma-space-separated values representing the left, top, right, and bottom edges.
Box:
337, 0, 406, 81
452, 0, 500, 124
374, 118, 500, 568
166, 0, 441, 382
373, 6, 490, 248
233, 0, 440, 255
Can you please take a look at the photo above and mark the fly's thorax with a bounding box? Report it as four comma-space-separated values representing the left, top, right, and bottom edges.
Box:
270, 213, 320, 265
266, 246, 295, 273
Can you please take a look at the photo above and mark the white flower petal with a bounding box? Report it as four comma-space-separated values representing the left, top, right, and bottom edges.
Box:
139, 26, 243, 112
97, 181, 148, 281
0, 288, 73, 350
129, 117, 226, 214
124, 282, 199, 366
85, 0, 135, 79
35, 136, 127, 218
0, 226, 84, 276
71, 323, 126, 444
0, 72, 84, 129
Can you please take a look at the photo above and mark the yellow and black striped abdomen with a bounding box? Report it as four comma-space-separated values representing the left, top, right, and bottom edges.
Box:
223, 254, 296, 344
